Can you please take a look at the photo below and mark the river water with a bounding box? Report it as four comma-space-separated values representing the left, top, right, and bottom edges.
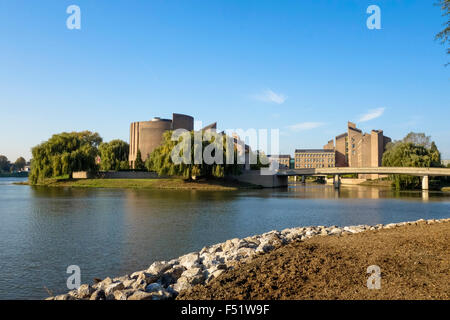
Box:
0, 177, 449, 299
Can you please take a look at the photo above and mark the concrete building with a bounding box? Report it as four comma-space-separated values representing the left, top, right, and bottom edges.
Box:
295, 149, 335, 169
129, 113, 194, 168
267, 155, 291, 169
129, 114, 250, 171
324, 122, 391, 179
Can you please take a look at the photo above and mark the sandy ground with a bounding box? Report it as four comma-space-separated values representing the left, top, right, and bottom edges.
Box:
178, 220, 450, 300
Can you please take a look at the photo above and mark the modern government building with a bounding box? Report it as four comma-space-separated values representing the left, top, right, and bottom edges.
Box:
129, 116, 391, 179
270, 122, 391, 179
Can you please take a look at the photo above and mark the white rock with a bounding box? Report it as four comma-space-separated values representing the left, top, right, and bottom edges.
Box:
105, 282, 124, 296
147, 261, 173, 275
179, 252, 200, 269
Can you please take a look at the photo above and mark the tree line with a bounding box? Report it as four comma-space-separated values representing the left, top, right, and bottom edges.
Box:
0, 155, 27, 173
27, 129, 259, 184
382, 132, 448, 189
25, 130, 450, 189
28, 131, 132, 184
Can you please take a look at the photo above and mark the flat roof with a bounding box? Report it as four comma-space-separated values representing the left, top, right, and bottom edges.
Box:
295, 149, 334, 153
335, 132, 348, 139
268, 154, 291, 158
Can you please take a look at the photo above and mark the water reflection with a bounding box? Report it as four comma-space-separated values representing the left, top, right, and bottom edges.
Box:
0, 178, 449, 299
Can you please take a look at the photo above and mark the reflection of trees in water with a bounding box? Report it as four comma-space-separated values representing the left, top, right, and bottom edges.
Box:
31, 185, 93, 198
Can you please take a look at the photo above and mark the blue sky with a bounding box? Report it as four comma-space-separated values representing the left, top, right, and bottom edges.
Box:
0, 0, 449, 161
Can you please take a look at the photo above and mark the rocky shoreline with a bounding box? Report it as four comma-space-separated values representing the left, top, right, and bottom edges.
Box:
46, 217, 450, 300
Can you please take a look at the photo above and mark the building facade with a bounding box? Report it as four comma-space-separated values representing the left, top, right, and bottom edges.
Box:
294, 149, 335, 169
129, 113, 194, 168
267, 155, 291, 169
324, 121, 391, 179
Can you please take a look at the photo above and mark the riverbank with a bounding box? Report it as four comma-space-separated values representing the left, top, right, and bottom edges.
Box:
180, 219, 450, 300
16, 178, 260, 191
47, 217, 450, 300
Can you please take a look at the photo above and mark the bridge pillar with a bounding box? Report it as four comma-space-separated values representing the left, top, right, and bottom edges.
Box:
333, 174, 341, 189
301, 175, 306, 184
422, 175, 429, 190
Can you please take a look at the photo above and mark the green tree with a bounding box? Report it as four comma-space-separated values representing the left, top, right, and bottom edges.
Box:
435, 0, 450, 61
382, 133, 442, 189
14, 157, 26, 171
402, 132, 432, 148
134, 149, 145, 171
146, 130, 243, 179
29, 131, 102, 184
98, 139, 129, 171
0, 155, 10, 172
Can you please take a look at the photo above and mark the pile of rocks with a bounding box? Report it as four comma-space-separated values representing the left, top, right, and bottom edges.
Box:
47, 217, 450, 300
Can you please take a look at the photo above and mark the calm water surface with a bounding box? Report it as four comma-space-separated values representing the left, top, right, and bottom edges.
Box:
0, 177, 449, 299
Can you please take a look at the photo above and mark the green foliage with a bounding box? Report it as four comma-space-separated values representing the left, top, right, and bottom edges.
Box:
99, 139, 129, 171
134, 149, 145, 171
435, 0, 450, 59
0, 155, 10, 172
382, 132, 442, 189
250, 151, 270, 170
402, 132, 432, 148
14, 157, 26, 171
29, 131, 102, 185
146, 131, 243, 179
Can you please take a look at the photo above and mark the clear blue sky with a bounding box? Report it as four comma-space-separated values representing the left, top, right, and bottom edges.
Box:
1, 0, 449, 161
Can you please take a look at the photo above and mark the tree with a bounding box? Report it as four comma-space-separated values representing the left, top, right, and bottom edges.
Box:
14, 157, 26, 171
402, 132, 432, 148
29, 131, 102, 184
435, 0, 450, 61
382, 132, 442, 189
98, 140, 129, 171
134, 149, 145, 171
146, 130, 243, 179
0, 155, 10, 172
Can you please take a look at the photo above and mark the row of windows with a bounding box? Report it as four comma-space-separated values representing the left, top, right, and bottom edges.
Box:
296, 158, 335, 163
295, 153, 334, 157
295, 164, 335, 168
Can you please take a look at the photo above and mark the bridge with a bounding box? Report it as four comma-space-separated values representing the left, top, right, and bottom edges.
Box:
276, 167, 450, 190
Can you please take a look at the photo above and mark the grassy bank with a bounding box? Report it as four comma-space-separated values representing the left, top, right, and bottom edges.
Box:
357, 179, 392, 187
19, 177, 260, 191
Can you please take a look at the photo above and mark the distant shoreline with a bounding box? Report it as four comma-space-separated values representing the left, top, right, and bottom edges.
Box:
15, 178, 261, 191
0, 172, 29, 178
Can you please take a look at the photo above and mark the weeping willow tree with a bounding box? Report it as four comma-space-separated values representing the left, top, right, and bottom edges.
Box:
29, 131, 102, 184
382, 133, 442, 189
98, 139, 129, 171
146, 130, 251, 179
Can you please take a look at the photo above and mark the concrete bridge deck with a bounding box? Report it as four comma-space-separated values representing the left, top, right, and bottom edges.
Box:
276, 167, 450, 190
277, 167, 450, 177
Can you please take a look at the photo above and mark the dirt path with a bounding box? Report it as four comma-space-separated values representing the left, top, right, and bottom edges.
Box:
178, 221, 450, 300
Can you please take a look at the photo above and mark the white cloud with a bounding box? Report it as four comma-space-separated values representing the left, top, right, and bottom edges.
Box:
288, 122, 325, 132
252, 89, 287, 104
358, 107, 385, 122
